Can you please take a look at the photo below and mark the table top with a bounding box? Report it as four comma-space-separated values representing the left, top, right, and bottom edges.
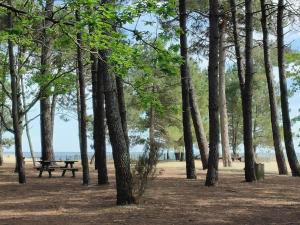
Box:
37, 160, 78, 163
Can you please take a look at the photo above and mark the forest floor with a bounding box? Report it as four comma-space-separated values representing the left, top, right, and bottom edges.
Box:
0, 160, 299, 225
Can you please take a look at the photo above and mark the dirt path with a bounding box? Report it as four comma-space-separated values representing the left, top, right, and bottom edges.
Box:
0, 161, 299, 225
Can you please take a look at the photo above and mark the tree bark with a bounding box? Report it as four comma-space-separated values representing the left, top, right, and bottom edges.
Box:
93, 51, 109, 184
116, 77, 130, 152
0, 109, 3, 166
40, 0, 54, 161
7, 1, 26, 183
205, 0, 220, 186
102, 49, 135, 205
179, 0, 196, 179
228, 0, 243, 157
76, 77, 82, 151
260, 0, 287, 175
277, 0, 300, 176
218, 20, 232, 167
243, 0, 256, 182
0, 72, 5, 166
229, 0, 245, 91
76, 10, 90, 185
188, 77, 209, 170
88, 18, 109, 184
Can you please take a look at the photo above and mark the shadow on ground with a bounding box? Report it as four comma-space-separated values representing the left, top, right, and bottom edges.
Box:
0, 162, 299, 225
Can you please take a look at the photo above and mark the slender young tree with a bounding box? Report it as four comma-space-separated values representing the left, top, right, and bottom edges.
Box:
0, 54, 8, 166
243, 0, 256, 182
76, 10, 90, 185
93, 51, 109, 184
277, 0, 300, 176
260, 0, 287, 175
229, 0, 245, 91
76, 76, 81, 147
179, 0, 196, 179
205, 0, 220, 186
90, 49, 97, 165
188, 77, 209, 170
89, 24, 108, 184
40, 0, 55, 161
7, 0, 26, 183
149, 86, 156, 155
21, 76, 36, 167
218, 19, 232, 167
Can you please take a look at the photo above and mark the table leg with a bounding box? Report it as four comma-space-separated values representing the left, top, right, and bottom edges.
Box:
38, 168, 43, 177
61, 162, 67, 176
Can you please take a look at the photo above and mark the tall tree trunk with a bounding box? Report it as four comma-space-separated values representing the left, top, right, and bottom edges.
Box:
0, 112, 3, 166
229, 0, 255, 180
229, 0, 245, 91
40, 0, 54, 161
76, 10, 90, 185
188, 77, 209, 170
243, 0, 256, 182
101, 49, 135, 205
89, 19, 109, 184
253, 105, 258, 161
93, 51, 109, 184
90, 47, 97, 170
218, 20, 232, 167
0, 74, 5, 166
21, 76, 36, 167
76, 78, 82, 150
179, 0, 196, 179
116, 77, 130, 152
229, 0, 244, 157
7, 1, 26, 183
277, 0, 300, 176
205, 0, 220, 186
99, 0, 133, 198
260, 0, 287, 175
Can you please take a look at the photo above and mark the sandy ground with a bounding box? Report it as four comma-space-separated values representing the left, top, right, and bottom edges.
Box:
0, 158, 299, 225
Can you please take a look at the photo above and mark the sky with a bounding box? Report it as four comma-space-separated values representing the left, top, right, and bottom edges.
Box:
4, 8, 300, 155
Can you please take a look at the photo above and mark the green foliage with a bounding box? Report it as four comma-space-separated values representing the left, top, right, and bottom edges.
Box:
126, 40, 209, 152
226, 65, 281, 153
2, 0, 299, 159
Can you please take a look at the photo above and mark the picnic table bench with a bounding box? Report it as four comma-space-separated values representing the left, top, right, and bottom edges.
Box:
35, 160, 79, 178
218, 155, 242, 162
60, 160, 78, 177
231, 155, 242, 162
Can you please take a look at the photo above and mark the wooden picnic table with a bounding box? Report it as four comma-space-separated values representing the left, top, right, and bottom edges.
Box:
61, 160, 79, 177
35, 160, 79, 178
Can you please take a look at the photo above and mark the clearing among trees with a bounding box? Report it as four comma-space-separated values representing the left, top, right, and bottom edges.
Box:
0, 160, 299, 225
